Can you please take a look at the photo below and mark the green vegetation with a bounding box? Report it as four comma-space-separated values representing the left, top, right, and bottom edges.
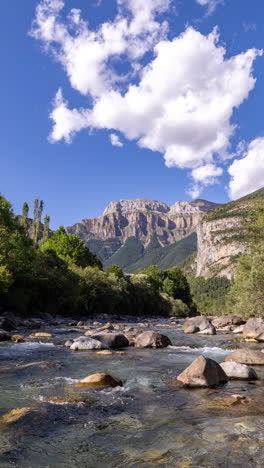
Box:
104, 232, 197, 272
189, 276, 231, 316
227, 208, 264, 318
0, 194, 193, 318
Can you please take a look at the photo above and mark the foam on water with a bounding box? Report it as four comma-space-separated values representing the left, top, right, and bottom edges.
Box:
54, 376, 79, 385
13, 341, 55, 349
168, 345, 230, 355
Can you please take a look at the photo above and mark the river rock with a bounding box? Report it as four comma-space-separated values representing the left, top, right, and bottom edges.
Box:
134, 331, 172, 348
225, 348, 264, 365
211, 315, 245, 329
176, 356, 228, 387
220, 361, 258, 380
232, 325, 244, 334
70, 337, 108, 351
0, 407, 32, 425
0, 317, 16, 331
198, 325, 216, 335
0, 330, 11, 341
183, 316, 211, 334
11, 335, 25, 343
243, 318, 264, 342
64, 340, 74, 348
30, 332, 53, 338
77, 373, 123, 388
91, 333, 129, 348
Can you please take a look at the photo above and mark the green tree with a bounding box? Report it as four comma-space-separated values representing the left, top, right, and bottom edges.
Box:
21, 202, 29, 230
163, 267, 192, 305
106, 264, 124, 278
137, 265, 164, 292
43, 215, 50, 243
41, 226, 102, 269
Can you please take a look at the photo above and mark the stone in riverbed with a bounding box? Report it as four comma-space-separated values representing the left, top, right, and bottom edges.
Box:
0, 330, 11, 341
0, 408, 32, 425
225, 348, 264, 365
232, 325, 244, 334
77, 373, 123, 388
198, 325, 216, 335
30, 332, 53, 338
0, 317, 16, 331
243, 317, 264, 342
70, 337, 107, 351
11, 335, 25, 343
211, 315, 245, 329
183, 316, 211, 334
91, 333, 129, 348
134, 331, 171, 348
220, 361, 258, 380
64, 339, 74, 348
176, 356, 228, 387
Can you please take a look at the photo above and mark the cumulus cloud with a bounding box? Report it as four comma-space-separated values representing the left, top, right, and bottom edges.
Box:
228, 137, 264, 200
109, 133, 123, 147
31, 0, 262, 196
196, 0, 224, 15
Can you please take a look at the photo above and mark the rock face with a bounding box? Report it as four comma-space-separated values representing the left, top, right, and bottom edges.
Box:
66, 198, 218, 264
134, 331, 172, 348
220, 362, 258, 380
243, 318, 264, 341
225, 349, 264, 365
212, 316, 245, 329
176, 356, 227, 387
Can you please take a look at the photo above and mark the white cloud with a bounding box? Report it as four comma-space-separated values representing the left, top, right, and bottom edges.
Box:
109, 133, 123, 147
31, 1, 262, 196
196, 0, 224, 15
228, 137, 264, 200
188, 164, 223, 198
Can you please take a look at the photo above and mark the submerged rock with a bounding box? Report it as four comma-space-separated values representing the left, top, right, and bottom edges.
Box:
70, 337, 107, 351
225, 349, 264, 365
77, 373, 123, 388
243, 317, 264, 342
11, 335, 25, 343
91, 333, 129, 348
0, 407, 32, 425
176, 356, 228, 387
134, 331, 172, 348
220, 361, 258, 380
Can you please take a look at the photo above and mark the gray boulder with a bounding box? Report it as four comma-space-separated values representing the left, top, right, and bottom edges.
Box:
176, 355, 228, 387
243, 318, 264, 342
134, 331, 171, 348
70, 337, 108, 351
91, 333, 129, 348
212, 315, 245, 329
220, 362, 258, 380
225, 348, 264, 365
183, 316, 211, 334
198, 325, 216, 335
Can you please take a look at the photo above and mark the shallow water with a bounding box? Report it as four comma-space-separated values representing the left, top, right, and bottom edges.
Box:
0, 321, 264, 467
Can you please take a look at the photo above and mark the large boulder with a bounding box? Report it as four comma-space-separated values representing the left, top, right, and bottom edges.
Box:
243, 318, 264, 342
176, 356, 228, 387
134, 331, 171, 348
225, 349, 264, 365
70, 337, 108, 351
91, 333, 129, 348
198, 325, 216, 336
220, 361, 258, 380
183, 316, 211, 334
77, 373, 122, 388
211, 315, 245, 329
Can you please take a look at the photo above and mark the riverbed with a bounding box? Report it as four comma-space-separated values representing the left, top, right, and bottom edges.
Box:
1, 320, 264, 467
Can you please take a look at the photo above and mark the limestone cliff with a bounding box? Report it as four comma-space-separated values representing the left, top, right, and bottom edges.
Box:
195, 187, 264, 279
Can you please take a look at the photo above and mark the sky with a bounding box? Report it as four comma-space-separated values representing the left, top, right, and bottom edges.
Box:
1, 0, 264, 228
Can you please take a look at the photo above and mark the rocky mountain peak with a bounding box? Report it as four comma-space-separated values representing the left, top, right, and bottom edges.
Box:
103, 198, 170, 216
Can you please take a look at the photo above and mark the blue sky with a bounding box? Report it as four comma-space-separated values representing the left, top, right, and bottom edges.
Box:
1, 0, 264, 228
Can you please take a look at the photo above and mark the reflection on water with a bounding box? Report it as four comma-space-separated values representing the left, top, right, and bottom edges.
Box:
0, 322, 264, 467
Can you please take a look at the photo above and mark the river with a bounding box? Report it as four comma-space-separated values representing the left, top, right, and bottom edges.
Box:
0, 320, 264, 467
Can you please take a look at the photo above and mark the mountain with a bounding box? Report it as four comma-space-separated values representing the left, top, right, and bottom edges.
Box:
196, 187, 264, 279
67, 198, 218, 271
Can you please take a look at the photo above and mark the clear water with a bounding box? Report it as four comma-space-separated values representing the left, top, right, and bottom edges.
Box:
0, 322, 264, 467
